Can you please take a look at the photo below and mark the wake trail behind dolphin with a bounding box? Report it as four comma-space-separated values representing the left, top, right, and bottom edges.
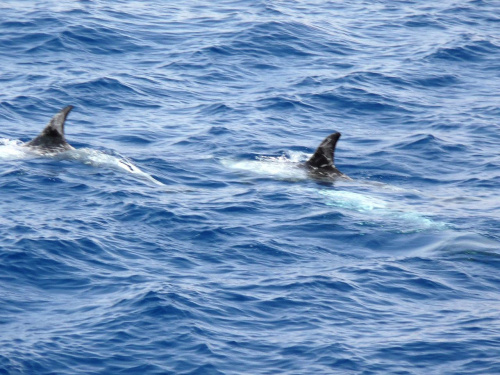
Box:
221, 151, 311, 181
0, 138, 164, 186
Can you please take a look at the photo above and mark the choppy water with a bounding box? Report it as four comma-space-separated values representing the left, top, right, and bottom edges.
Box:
1, 1, 499, 374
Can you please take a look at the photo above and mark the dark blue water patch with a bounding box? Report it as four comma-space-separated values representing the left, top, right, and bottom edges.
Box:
340, 71, 411, 89
60, 77, 160, 110
248, 62, 280, 70
116, 290, 193, 320
214, 20, 355, 63
403, 14, 447, 29
376, 339, 500, 373
256, 96, 318, 112
196, 103, 235, 117
1, 96, 57, 123
230, 239, 307, 264
113, 203, 174, 225
0, 243, 88, 291
429, 39, 500, 62
65, 77, 138, 95
388, 133, 471, 172
392, 133, 443, 150
197, 70, 245, 85
308, 87, 416, 115
412, 73, 460, 88
0, 31, 53, 51
273, 275, 355, 295
24, 35, 68, 54
459, 176, 500, 190
61, 24, 146, 55
0, 20, 40, 29
0, 14, 63, 32
232, 21, 318, 56
108, 134, 154, 144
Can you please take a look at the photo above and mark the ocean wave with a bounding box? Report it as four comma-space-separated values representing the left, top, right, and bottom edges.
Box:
310, 87, 414, 114
427, 38, 500, 62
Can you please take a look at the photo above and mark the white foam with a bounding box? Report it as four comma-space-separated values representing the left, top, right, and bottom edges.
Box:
0, 139, 163, 186
0, 138, 31, 160
62, 148, 164, 185
221, 151, 310, 180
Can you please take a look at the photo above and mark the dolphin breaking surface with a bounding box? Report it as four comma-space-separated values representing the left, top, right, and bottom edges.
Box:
2, 106, 444, 230
12, 106, 353, 187
221, 132, 350, 182
12, 106, 349, 186
220, 135, 446, 231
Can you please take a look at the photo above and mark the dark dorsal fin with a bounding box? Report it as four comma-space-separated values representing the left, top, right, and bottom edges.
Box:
25, 105, 74, 151
305, 132, 341, 169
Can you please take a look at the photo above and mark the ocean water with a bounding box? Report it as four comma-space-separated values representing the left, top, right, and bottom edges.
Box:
0, 1, 499, 374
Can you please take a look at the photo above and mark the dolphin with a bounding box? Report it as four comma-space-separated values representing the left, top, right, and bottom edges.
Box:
304, 132, 350, 180
24, 105, 74, 153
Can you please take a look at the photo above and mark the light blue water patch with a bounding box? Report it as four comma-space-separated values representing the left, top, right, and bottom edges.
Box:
317, 188, 448, 233
318, 189, 387, 212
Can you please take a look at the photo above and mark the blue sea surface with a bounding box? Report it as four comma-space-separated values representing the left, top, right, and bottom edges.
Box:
1, 1, 499, 374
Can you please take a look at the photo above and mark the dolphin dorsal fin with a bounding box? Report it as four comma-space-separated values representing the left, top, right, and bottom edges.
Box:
26, 105, 74, 151
306, 132, 341, 169
39, 105, 73, 138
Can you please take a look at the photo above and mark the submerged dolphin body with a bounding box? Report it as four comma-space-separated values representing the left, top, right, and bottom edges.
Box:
24, 105, 74, 153
304, 132, 350, 180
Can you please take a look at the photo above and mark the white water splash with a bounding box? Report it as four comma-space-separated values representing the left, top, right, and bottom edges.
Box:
63, 148, 164, 186
0, 138, 32, 160
221, 151, 310, 180
0, 138, 163, 186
